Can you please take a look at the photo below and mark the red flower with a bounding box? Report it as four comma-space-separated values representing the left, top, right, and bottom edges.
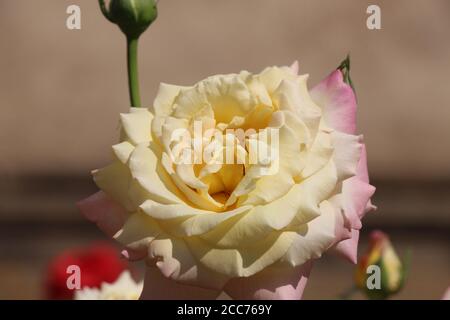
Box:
45, 243, 128, 299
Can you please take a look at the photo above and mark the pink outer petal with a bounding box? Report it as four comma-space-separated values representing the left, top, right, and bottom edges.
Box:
311, 69, 357, 135
121, 249, 148, 261
441, 287, 450, 300
332, 144, 376, 263
344, 144, 376, 223
333, 229, 360, 264
77, 191, 127, 237
344, 177, 376, 223
223, 262, 313, 300
356, 143, 370, 183
140, 267, 221, 300
290, 61, 299, 75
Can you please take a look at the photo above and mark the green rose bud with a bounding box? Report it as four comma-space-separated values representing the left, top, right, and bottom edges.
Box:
98, 0, 159, 108
100, 0, 158, 39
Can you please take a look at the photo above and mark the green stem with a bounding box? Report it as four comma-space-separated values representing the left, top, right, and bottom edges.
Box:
127, 36, 141, 107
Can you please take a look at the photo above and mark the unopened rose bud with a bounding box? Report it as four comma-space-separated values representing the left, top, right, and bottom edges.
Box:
355, 230, 408, 299
100, 0, 158, 39
98, 0, 158, 107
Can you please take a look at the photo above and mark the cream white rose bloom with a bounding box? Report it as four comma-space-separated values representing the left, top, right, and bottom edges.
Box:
79, 62, 375, 299
75, 271, 143, 300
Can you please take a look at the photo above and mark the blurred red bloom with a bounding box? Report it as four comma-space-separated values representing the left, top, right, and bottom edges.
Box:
45, 243, 128, 299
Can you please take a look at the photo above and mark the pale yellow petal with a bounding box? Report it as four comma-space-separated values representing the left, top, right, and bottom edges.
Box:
281, 200, 337, 267
120, 108, 153, 145
258, 66, 297, 94
152, 83, 186, 116
93, 161, 134, 211
112, 141, 135, 164
115, 211, 162, 248
331, 131, 362, 181
200, 160, 337, 247
186, 230, 296, 277
128, 143, 183, 205
161, 152, 224, 211
140, 199, 252, 236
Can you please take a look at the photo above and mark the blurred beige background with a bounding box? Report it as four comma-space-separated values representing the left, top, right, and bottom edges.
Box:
1, 0, 450, 179
0, 0, 449, 299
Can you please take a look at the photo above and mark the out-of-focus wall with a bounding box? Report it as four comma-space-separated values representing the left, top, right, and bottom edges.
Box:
0, 0, 449, 301
1, 0, 450, 179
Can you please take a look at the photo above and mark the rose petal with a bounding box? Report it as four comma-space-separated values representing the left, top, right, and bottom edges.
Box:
333, 229, 360, 264
139, 267, 221, 300
120, 108, 153, 144
311, 69, 357, 135
343, 144, 376, 221
152, 83, 186, 117
290, 61, 299, 75
77, 191, 127, 237
441, 287, 450, 300
121, 249, 147, 261
331, 143, 376, 263
223, 261, 312, 300
356, 143, 369, 183
343, 177, 376, 222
